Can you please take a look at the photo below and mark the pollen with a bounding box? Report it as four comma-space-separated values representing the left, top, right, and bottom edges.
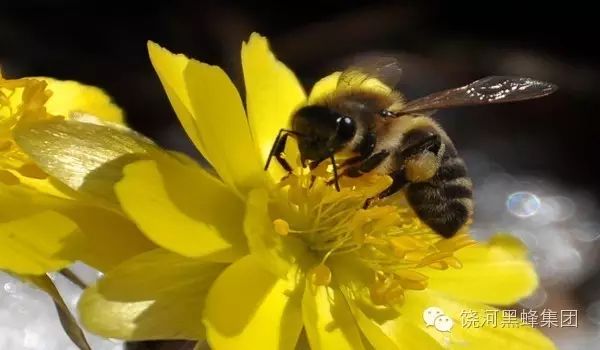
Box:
270, 159, 475, 306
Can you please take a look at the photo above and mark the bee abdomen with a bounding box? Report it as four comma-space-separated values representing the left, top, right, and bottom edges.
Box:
405, 157, 473, 238
435, 156, 467, 181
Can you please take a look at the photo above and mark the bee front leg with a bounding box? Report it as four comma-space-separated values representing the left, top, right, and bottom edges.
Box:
265, 129, 294, 172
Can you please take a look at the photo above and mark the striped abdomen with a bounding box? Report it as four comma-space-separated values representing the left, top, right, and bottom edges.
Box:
405, 152, 473, 238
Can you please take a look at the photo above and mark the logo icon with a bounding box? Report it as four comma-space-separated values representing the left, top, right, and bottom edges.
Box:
423, 306, 454, 332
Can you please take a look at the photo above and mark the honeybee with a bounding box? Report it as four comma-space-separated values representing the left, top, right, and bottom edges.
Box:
265, 58, 557, 238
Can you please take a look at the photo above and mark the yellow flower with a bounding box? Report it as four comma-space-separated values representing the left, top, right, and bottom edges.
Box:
16, 34, 554, 349
0, 71, 153, 275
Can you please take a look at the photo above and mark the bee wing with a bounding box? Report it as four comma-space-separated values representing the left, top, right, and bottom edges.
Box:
337, 56, 403, 90
397, 76, 558, 115
13, 117, 158, 204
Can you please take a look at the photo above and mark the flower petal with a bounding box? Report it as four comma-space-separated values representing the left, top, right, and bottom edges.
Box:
115, 156, 247, 261
425, 234, 538, 305
14, 118, 154, 205
241, 33, 306, 174
400, 290, 556, 350
331, 257, 443, 350
147, 42, 209, 157
148, 41, 265, 193
61, 206, 155, 272
307, 72, 341, 104
349, 301, 443, 350
184, 58, 265, 193
79, 249, 225, 340
203, 254, 303, 350
244, 189, 309, 277
41, 78, 124, 124
0, 211, 81, 275
0, 182, 151, 273
302, 279, 365, 350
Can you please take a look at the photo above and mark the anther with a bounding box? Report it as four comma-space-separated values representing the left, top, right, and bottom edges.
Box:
273, 219, 290, 236
310, 264, 332, 286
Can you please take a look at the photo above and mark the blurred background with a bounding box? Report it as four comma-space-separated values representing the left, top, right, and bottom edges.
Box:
1, 1, 599, 349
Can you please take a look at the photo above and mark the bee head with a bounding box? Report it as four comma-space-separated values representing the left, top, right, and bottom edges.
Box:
292, 105, 356, 166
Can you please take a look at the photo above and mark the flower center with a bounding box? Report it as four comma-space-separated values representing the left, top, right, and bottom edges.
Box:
270, 163, 475, 306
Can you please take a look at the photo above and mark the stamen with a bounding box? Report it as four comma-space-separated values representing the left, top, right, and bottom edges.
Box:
370, 273, 405, 305
269, 159, 474, 306
0, 75, 56, 175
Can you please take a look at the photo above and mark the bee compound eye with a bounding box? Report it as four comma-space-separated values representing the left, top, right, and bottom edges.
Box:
336, 116, 356, 141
